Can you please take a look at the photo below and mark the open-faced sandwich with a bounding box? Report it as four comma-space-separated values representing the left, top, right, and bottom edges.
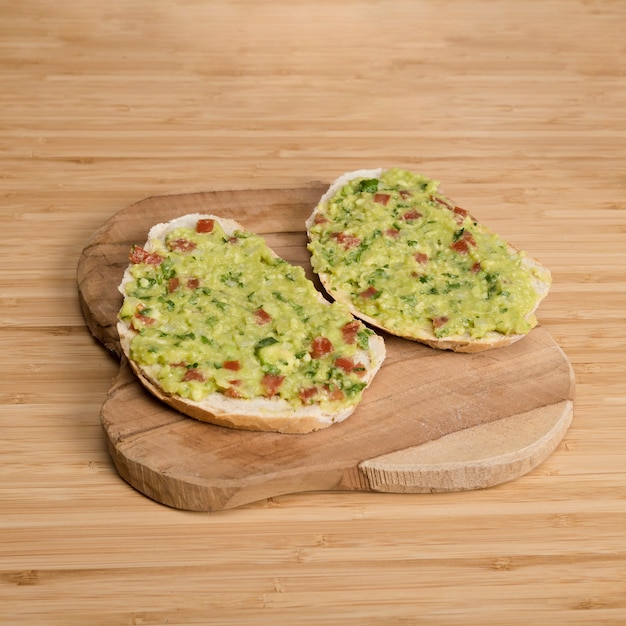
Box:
306, 168, 552, 353
117, 213, 385, 433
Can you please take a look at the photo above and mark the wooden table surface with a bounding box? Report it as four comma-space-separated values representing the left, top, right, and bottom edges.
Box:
2, 1, 625, 624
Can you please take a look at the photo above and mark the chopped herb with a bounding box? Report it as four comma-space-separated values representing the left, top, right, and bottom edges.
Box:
220, 270, 243, 288
204, 316, 218, 328
344, 381, 367, 397
356, 330, 371, 350
359, 178, 379, 193
160, 257, 176, 280
211, 298, 228, 311
290, 302, 305, 317
255, 336, 279, 351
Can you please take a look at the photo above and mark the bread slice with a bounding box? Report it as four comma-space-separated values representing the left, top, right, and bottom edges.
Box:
306, 168, 552, 353
117, 213, 385, 433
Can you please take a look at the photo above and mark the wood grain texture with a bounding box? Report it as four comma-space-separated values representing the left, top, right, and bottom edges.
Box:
79, 189, 574, 510
2, 0, 626, 624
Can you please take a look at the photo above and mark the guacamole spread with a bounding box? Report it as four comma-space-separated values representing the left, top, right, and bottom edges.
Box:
119, 217, 377, 409
307, 168, 550, 341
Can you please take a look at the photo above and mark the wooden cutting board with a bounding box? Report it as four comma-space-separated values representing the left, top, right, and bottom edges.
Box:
77, 185, 575, 511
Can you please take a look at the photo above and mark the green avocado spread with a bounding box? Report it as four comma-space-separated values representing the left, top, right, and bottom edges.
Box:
119, 218, 377, 408
307, 168, 551, 341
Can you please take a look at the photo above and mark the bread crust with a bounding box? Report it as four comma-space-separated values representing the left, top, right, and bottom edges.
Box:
306, 169, 551, 353
118, 213, 385, 433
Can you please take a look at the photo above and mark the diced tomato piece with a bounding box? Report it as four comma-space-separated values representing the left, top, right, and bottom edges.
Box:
385, 228, 400, 238
167, 238, 197, 253
187, 277, 200, 289
168, 277, 180, 292
223, 386, 242, 398
223, 360, 240, 371
254, 307, 272, 325
314, 213, 329, 224
452, 208, 468, 225
463, 231, 476, 246
335, 357, 366, 377
311, 336, 334, 359
374, 193, 391, 206
450, 231, 476, 255
471, 261, 482, 273
128, 245, 145, 264
341, 320, 360, 344
359, 285, 379, 299
183, 369, 205, 382
129, 245, 163, 266
335, 356, 355, 373
323, 385, 345, 402
432, 316, 449, 329
134, 314, 156, 326
432, 196, 469, 223
331, 232, 361, 249
431, 195, 454, 210
262, 373, 285, 396
414, 252, 429, 264
403, 209, 422, 220
299, 386, 318, 403
196, 218, 215, 233
352, 363, 367, 377
450, 239, 469, 254
146, 253, 163, 265
133, 304, 156, 326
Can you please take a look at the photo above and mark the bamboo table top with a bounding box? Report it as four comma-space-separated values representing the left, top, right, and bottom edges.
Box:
2, 1, 625, 624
